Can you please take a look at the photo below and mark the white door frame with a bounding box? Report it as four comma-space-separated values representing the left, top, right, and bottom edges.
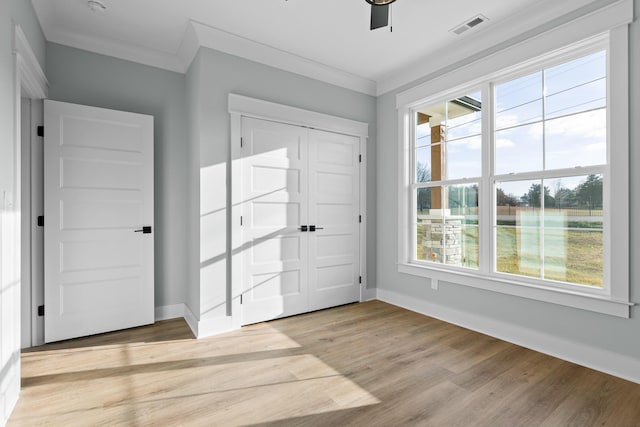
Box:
15, 25, 48, 349
229, 94, 368, 329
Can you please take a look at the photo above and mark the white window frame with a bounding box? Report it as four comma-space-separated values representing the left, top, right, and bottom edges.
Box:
396, 1, 633, 318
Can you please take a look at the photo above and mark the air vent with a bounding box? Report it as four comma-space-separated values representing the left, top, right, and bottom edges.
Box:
451, 14, 488, 35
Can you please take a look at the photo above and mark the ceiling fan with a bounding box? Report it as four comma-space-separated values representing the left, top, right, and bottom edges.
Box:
365, 0, 397, 31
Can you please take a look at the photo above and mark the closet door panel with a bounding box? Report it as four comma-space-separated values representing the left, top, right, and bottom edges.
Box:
308, 129, 360, 311
240, 117, 309, 325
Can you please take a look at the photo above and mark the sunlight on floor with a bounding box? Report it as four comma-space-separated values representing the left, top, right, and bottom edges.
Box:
10, 322, 379, 426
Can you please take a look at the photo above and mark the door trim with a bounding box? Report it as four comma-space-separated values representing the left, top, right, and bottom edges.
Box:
229, 94, 369, 329
5, 23, 48, 425
15, 23, 49, 350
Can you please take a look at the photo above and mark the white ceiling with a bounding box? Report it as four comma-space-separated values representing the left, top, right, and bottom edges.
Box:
31, 0, 597, 95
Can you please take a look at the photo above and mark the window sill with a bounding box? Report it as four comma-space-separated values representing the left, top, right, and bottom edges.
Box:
397, 262, 633, 318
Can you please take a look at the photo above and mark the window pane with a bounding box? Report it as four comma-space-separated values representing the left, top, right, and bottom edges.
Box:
448, 184, 479, 268
416, 185, 479, 268
416, 147, 432, 182
543, 175, 603, 219
495, 123, 543, 175
545, 78, 606, 120
496, 176, 603, 286
496, 225, 541, 278
544, 229, 602, 287
416, 121, 431, 148
495, 72, 542, 130
496, 99, 543, 130
496, 179, 542, 224
416, 187, 432, 213
496, 180, 542, 277
545, 109, 606, 170
544, 51, 606, 102
446, 96, 482, 140
416, 186, 438, 262
447, 136, 482, 179
416, 91, 482, 183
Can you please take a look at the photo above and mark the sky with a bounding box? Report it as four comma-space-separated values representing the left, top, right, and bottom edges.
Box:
415, 50, 607, 198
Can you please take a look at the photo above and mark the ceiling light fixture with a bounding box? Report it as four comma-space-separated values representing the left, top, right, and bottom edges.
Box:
87, 0, 107, 13
366, 0, 397, 31
364, 0, 396, 6
365, 0, 397, 5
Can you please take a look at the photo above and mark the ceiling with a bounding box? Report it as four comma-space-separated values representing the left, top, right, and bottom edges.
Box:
31, 0, 597, 95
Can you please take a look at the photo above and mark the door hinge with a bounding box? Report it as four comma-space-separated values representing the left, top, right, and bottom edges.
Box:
37, 215, 44, 227
240, 294, 243, 304
37, 126, 44, 137
359, 276, 362, 284
37, 305, 44, 316
359, 215, 362, 223
359, 154, 362, 163
240, 137, 243, 148
240, 216, 243, 226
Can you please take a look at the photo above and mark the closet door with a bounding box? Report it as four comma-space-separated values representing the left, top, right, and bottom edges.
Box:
240, 117, 309, 325
307, 129, 360, 311
239, 118, 361, 325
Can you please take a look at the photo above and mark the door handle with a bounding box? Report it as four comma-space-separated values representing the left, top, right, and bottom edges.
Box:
134, 226, 152, 234
298, 225, 308, 232
309, 225, 324, 232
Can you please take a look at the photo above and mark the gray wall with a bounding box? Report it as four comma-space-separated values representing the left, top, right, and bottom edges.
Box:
187, 47, 377, 321
185, 52, 202, 318
375, 0, 640, 362
46, 43, 189, 309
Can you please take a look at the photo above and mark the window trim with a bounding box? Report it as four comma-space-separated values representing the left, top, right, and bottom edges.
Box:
397, 15, 632, 317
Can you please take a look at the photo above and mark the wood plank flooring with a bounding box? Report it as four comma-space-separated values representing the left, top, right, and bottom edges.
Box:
8, 301, 640, 426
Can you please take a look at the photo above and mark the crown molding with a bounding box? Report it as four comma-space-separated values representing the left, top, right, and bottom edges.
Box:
45, 26, 186, 73
184, 21, 377, 96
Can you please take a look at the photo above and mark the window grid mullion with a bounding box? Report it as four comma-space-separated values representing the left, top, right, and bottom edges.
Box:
482, 83, 493, 275
540, 69, 548, 280
410, 112, 418, 262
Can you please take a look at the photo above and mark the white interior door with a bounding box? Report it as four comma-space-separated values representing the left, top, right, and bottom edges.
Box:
240, 117, 360, 325
240, 117, 309, 325
44, 100, 154, 343
308, 129, 360, 311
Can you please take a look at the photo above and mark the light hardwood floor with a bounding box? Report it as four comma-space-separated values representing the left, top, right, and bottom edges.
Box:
8, 300, 640, 426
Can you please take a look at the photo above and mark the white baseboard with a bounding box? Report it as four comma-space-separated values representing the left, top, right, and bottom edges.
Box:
156, 303, 236, 339
377, 288, 640, 385
182, 304, 199, 338
196, 315, 236, 339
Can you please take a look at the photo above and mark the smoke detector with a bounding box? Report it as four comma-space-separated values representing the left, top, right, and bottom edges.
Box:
87, 0, 107, 13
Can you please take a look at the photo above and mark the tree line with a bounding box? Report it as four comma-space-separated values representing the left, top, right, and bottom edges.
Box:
498, 174, 603, 209
416, 161, 602, 211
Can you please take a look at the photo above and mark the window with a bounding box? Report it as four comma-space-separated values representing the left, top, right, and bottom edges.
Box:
413, 93, 482, 268
493, 51, 606, 288
398, 27, 630, 317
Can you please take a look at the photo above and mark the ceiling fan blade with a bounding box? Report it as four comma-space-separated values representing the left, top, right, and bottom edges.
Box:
370, 4, 389, 30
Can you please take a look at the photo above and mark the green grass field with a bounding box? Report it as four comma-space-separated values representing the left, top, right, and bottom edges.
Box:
496, 227, 602, 287
416, 224, 602, 287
